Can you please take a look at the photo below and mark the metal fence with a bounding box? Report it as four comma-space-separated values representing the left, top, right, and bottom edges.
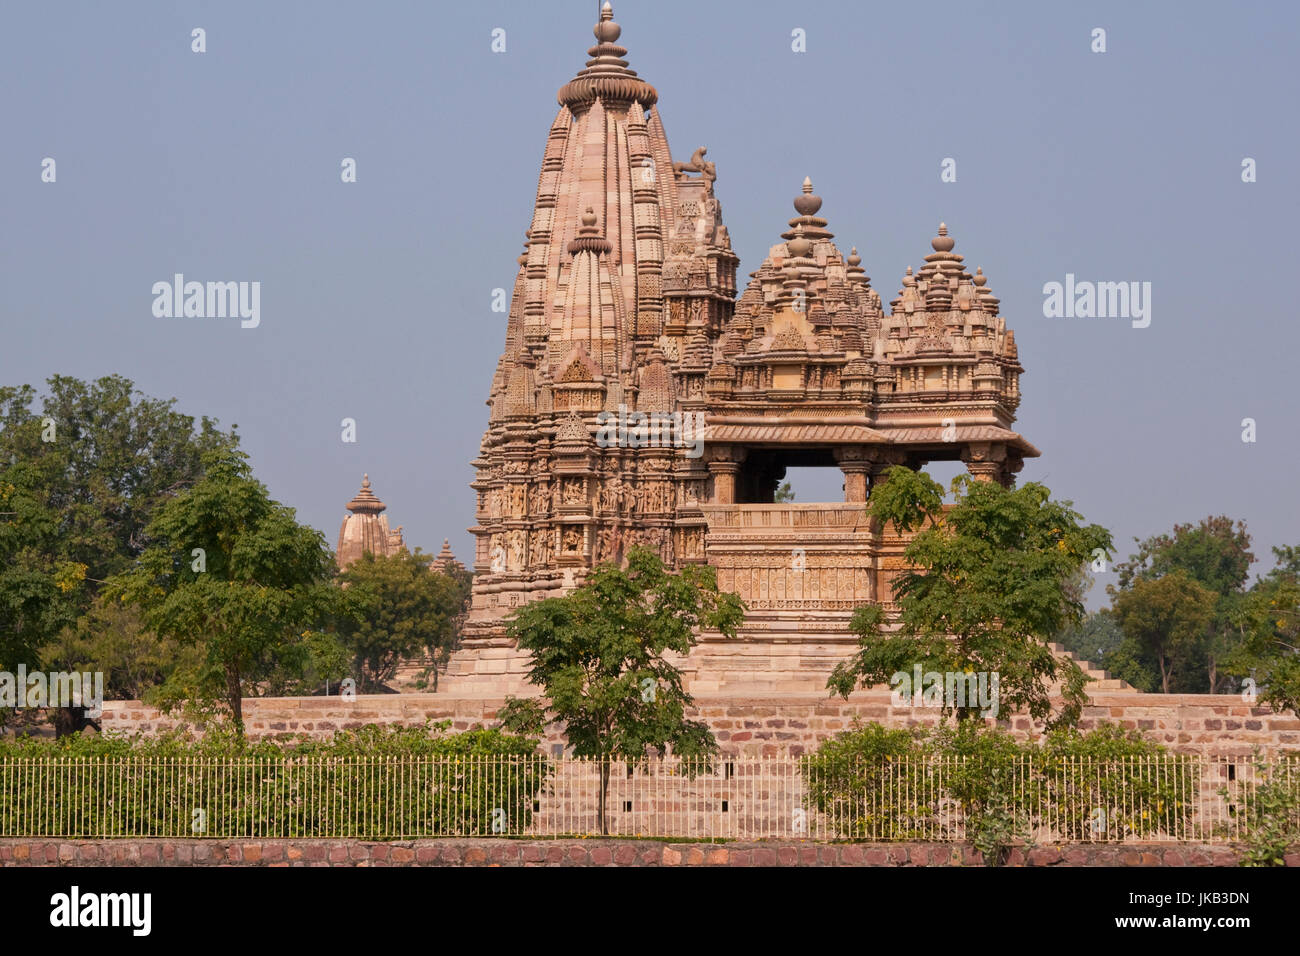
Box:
0, 754, 1295, 842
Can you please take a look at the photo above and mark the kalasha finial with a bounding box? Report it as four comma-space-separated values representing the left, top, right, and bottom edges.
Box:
847, 247, 862, 267
793, 177, 823, 217
596, 2, 619, 42
932, 222, 955, 253
568, 206, 612, 256
974, 266, 987, 287
346, 474, 385, 514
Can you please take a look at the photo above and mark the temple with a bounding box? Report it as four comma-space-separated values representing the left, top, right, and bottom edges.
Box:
445, 3, 1038, 694
336, 474, 406, 570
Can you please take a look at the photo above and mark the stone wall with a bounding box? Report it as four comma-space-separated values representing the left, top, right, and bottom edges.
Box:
0, 838, 1272, 867
98, 689, 1300, 757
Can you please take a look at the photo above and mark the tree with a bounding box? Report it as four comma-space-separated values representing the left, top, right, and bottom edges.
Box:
774, 481, 795, 503
499, 546, 744, 833
108, 449, 338, 735
0, 375, 236, 731
335, 550, 466, 692
829, 468, 1113, 729
1110, 517, 1256, 693
1111, 572, 1217, 694
1226, 545, 1300, 713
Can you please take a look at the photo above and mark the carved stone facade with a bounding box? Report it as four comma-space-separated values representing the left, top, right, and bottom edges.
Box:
452, 4, 1039, 693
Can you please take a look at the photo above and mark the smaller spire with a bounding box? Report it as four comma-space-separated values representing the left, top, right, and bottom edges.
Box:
846, 246, 870, 286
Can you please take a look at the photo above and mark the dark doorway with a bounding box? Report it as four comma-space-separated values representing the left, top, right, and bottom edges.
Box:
736, 448, 839, 503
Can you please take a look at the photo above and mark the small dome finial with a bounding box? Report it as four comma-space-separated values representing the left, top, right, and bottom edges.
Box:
931, 222, 955, 253
793, 177, 822, 217
847, 247, 861, 267
568, 206, 612, 256
974, 266, 987, 287
595, 2, 620, 42
362, 473, 370, 487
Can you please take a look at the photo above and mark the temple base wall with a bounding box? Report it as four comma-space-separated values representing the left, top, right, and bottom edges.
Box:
97, 690, 1300, 757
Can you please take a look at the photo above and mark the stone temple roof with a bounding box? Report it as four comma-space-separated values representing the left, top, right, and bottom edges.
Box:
337, 474, 405, 570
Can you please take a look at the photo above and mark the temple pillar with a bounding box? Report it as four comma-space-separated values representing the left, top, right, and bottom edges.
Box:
835, 447, 871, 503
961, 442, 1015, 487
707, 446, 743, 504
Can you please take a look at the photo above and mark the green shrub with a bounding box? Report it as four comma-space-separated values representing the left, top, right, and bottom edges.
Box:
801, 721, 1200, 856
0, 722, 549, 838
1039, 724, 1198, 841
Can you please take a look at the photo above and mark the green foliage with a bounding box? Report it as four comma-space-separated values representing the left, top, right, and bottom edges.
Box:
1108, 517, 1260, 694
505, 546, 744, 832
1115, 516, 1253, 594
0, 723, 549, 839
1112, 571, 1217, 694
1225, 545, 1300, 713
38, 597, 196, 703
334, 550, 466, 692
774, 481, 795, 503
0, 376, 235, 693
107, 449, 339, 734
831, 468, 1112, 729
801, 722, 1193, 861
1228, 759, 1300, 867
800, 722, 930, 839
1038, 724, 1198, 841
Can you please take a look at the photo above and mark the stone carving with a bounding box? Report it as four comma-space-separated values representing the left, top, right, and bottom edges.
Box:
562, 526, 583, 552
673, 146, 716, 184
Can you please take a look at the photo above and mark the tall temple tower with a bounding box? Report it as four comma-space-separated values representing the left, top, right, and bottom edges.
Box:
451, 3, 1038, 694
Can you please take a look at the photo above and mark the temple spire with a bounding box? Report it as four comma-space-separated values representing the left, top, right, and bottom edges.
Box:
557, 2, 658, 110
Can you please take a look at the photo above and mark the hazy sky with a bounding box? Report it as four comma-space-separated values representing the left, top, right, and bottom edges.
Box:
3, 1, 1297, 608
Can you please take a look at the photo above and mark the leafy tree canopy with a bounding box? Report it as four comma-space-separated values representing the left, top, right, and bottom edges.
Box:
830, 468, 1113, 729
108, 449, 339, 734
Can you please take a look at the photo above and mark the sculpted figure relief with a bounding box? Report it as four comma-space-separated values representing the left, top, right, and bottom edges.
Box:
530, 530, 552, 567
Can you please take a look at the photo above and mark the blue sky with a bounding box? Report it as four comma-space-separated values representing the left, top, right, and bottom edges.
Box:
3, 1, 1297, 607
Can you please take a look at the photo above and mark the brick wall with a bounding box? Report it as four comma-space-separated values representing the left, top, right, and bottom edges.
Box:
99, 689, 1300, 756
1, 838, 1277, 867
